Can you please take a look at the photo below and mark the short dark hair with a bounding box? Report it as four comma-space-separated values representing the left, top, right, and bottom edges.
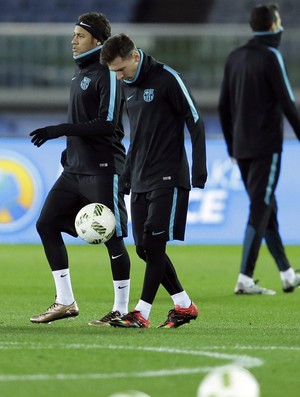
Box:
100, 33, 136, 65
77, 12, 111, 43
249, 3, 279, 31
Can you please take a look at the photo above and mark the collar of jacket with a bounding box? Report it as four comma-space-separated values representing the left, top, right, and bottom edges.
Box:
123, 50, 159, 87
122, 49, 145, 86
252, 27, 283, 48
73, 46, 102, 68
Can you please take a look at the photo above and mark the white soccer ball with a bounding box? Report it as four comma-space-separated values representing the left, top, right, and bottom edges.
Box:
75, 203, 116, 244
107, 392, 151, 397
197, 365, 260, 397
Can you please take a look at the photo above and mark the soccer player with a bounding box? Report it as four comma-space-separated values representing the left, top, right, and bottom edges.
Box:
29, 12, 131, 324
218, 4, 300, 295
100, 33, 207, 328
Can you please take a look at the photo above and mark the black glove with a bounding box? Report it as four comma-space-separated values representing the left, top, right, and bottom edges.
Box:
30, 126, 63, 147
192, 177, 207, 189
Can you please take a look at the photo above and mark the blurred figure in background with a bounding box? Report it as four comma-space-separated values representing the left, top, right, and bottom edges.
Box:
219, 3, 300, 295
29, 12, 131, 324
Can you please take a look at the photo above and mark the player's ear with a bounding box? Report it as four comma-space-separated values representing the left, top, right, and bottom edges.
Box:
133, 50, 140, 63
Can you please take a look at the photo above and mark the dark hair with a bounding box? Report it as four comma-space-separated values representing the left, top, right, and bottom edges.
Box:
100, 33, 136, 65
249, 3, 279, 31
77, 12, 111, 43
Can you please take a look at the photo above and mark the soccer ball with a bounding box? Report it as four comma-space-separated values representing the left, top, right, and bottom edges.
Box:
108, 392, 151, 397
197, 365, 260, 397
75, 203, 116, 244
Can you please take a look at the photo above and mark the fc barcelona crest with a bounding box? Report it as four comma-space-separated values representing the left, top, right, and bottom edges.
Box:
80, 77, 91, 90
143, 89, 154, 102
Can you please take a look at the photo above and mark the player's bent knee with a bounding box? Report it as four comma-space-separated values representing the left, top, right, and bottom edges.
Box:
142, 232, 166, 254
136, 245, 146, 261
36, 220, 49, 236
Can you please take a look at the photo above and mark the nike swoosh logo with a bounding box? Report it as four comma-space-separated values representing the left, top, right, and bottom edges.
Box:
79, 21, 91, 28
112, 254, 123, 260
126, 95, 134, 101
72, 77, 77, 80
118, 285, 128, 289
61, 274, 68, 278
152, 231, 165, 236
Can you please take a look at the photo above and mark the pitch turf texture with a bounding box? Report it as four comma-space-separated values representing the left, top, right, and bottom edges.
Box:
1, 244, 300, 397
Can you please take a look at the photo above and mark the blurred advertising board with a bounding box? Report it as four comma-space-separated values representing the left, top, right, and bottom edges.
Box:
0, 138, 299, 245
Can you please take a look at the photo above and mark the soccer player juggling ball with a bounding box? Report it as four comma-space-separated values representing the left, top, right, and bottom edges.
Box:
29, 12, 131, 325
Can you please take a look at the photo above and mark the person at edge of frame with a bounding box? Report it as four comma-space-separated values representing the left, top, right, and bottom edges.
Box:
218, 3, 300, 295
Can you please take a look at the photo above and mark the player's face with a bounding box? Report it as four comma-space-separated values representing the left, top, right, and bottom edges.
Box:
72, 26, 98, 56
107, 51, 140, 81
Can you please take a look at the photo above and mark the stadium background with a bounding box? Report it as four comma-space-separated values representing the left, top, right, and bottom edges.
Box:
1, 0, 300, 245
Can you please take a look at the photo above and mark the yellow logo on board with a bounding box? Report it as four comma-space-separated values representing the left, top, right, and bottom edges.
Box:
0, 150, 43, 232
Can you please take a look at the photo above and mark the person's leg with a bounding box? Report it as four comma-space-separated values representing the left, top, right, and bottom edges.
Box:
139, 233, 167, 304
104, 236, 130, 314
30, 173, 81, 323
236, 154, 281, 294
110, 188, 198, 328
136, 243, 183, 295
83, 174, 131, 325
135, 188, 189, 308
265, 198, 300, 292
265, 198, 290, 271
134, 187, 189, 295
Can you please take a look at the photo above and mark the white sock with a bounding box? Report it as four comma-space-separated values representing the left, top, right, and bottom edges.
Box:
237, 273, 254, 287
280, 268, 296, 282
52, 269, 75, 305
171, 291, 191, 308
112, 279, 130, 314
135, 300, 152, 320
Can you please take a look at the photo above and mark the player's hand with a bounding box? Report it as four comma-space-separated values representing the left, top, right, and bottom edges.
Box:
192, 177, 206, 189
29, 126, 63, 147
192, 183, 205, 189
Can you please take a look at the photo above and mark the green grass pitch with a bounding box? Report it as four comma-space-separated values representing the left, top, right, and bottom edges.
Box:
0, 243, 300, 397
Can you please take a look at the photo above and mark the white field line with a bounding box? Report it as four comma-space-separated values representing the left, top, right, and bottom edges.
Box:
0, 342, 267, 382
1, 342, 299, 352
207, 345, 300, 351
